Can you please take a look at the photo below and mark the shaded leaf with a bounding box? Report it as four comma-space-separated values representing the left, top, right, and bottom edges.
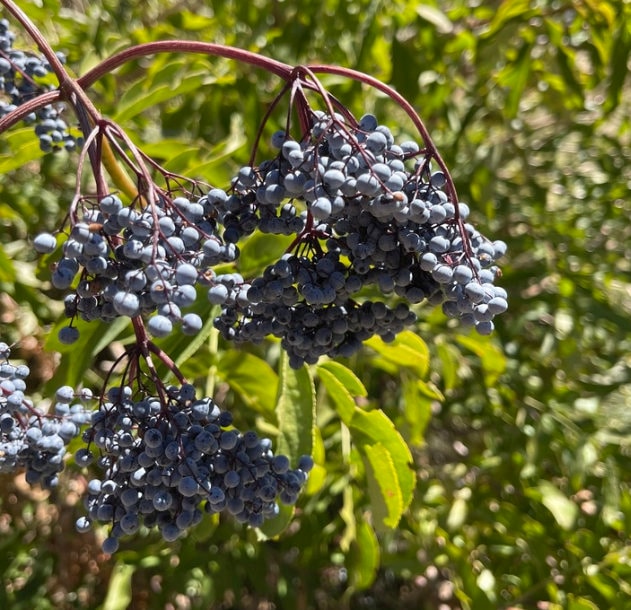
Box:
348, 516, 380, 589
257, 503, 295, 540
217, 350, 278, 415
275, 352, 315, 460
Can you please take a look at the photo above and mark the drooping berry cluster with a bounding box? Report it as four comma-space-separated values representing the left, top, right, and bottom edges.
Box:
210, 111, 507, 367
34, 191, 242, 342
0, 341, 93, 488
0, 18, 81, 152
77, 383, 313, 553
34, 110, 507, 366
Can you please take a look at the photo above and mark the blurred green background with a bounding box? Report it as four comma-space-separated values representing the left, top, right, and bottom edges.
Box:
1, 0, 631, 608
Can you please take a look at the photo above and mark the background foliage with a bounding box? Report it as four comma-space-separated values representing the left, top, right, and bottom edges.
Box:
1, 0, 631, 609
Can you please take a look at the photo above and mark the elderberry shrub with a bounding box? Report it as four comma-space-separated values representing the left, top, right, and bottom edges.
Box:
211, 111, 507, 367
77, 383, 312, 552
0, 341, 94, 488
0, 18, 81, 152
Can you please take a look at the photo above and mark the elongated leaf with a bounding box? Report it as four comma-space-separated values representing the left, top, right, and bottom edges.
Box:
348, 516, 380, 589
481, 0, 536, 39
604, 25, 631, 114
102, 561, 134, 610
275, 351, 315, 460
363, 442, 403, 529
0, 244, 16, 282
174, 313, 216, 369
317, 360, 367, 397
500, 41, 533, 118
416, 5, 453, 34
317, 363, 362, 424
114, 56, 214, 123
401, 378, 434, 446
567, 595, 601, 610
304, 427, 326, 495
350, 408, 415, 526
0, 128, 43, 174
44, 317, 131, 389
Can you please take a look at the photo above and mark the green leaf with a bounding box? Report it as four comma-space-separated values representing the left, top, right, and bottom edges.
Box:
257, 503, 295, 540
416, 5, 453, 34
401, 378, 435, 445
497, 40, 533, 118
237, 232, 293, 278
0, 128, 44, 174
317, 360, 367, 397
45, 317, 130, 389
114, 56, 214, 123
317, 361, 366, 424
350, 408, 415, 527
364, 331, 430, 377
217, 350, 278, 415
363, 442, 403, 530
537, 481, 578, 531
567, 595, 601, 610
304, 427, 327, 495
604, 24, 631, 114
481, 0, 537, 39
456, 334, 506, 386
101, 561, 134, 610
347, 516, 380, 590
174, 313, 217, 370
275, 352, 315, 461
0, 244, 16, 283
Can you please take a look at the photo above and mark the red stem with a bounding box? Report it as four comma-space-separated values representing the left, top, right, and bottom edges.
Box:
306, 63, 460, 205
77, 40, 294, 89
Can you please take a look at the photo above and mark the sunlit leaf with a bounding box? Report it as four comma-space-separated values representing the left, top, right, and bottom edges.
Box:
317, 361, 366, 424
363, 442, 403, 530
536, 481, 578, 531
364, 331, 430, 377
102, 562, 134, 610
350, 408, 415, 524
217, 350, 278, 415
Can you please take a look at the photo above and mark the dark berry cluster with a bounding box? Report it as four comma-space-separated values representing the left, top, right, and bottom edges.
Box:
77, 383, 313, 553
34, 192, 242, 342
34, 110, 507, 367
210, 111, 507, 366
0, 341, 93, 488
0, 18, 81, 152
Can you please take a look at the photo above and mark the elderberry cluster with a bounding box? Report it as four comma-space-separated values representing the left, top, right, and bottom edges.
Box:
76, 383, 312, 553
0, 18, 81, 152
0, 341, 93, 488
210, 111, 507, 367
34, 192, 243, 342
